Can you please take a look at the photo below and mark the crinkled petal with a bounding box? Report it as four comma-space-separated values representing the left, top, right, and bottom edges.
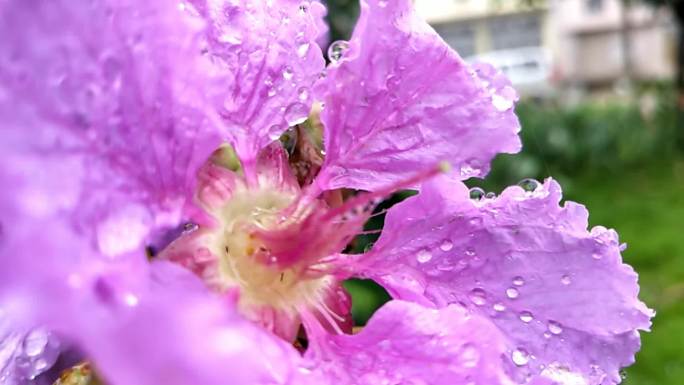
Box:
0, 0, 230, 255
192, 0, 326, 165
315, 0, 521, 191
304, 300, 512, 385
0, 221, 310, 385
0, 320, 60, 385
363, 176, 653, 384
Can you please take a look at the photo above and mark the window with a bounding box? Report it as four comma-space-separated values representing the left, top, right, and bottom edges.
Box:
434, 22, 476, 58
489, 13, 542, 51
586, 0, 603, 13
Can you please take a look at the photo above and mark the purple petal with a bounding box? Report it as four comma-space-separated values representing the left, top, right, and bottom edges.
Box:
0, 0, 231, 254
304, 300, 512, 385
0, 321, 60, 385
314, 0, 521, 191
364, 176, 653, 384
0, 226, 309, 385
192, 0, 326, 165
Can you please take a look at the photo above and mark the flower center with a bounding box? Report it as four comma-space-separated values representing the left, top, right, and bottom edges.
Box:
202, 186, 340, 338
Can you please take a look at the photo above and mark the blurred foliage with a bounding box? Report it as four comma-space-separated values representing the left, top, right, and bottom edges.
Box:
481, 83, 679, 192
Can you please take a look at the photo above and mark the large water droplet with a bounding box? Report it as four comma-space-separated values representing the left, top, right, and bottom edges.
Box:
416, 249, 432, 263
547, 321, 563, 335
519, 311, 533, 323
518, 178, 541, 193
328, 40, 350, 63
512, 276, 525, 286
23, 329, 48, 357
439, 240, 453, 252
491, 93, 514, 111
469, 187, 485, 201
506, 287, 520, 299
511, 348, 530, 366
284, 103, 309, 126
469, 288, 487, 306
297, 42, 310, 58
297, 87, 310, 102
282, 66, 294, 80
298, 1, 310, 14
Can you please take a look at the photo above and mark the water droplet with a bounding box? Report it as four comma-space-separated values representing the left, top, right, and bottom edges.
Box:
297, 87, 309, 102
284, 103, 309, 126
465, 248, 476, 257
23, 329, 48, 357
547, 321, 563, 335
298, 1, 310, 14
511, 348, 529, 366
485, 192, 496, 199
469, 187, 485, 201
218, 32, 242, 45
183, 222, 198, 234
459, 343, 480, 368
439, 240, 453, 252
561, 275, 572, 285
282, 66, 294, 80
267, 87, 277, 97
416, 249, 432, 263
297, 42, 310, 57
512, 276, 525, 286
123, 292, 139, 307
506, 287, 519, 299
491, 93, 514, 111
519, 311, 533, 323
592, 253, 602, 260
469, 288, 487, 306
493, 303, 506, 312
328, 40, 350, 63
517, 178, 541, 193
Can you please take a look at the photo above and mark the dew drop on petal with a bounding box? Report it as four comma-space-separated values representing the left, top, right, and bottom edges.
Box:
512, 276, 525, 286
517, 178, 541, 192
298, 1, 310, 15
506, 287, 520, 299
469, 288, 487, 306
493, 303, 506, 312
592, 253, 602, 260
282, 66, 294, 80
511, 348, 530, 366
519, 311, 533, 323
284, 103, 309, 126
328, 40, 349, 63
469, 187, 485, 201
548, 321, 563, 335
491, 93, 514, 111
297, 87, 309, 102
23, 330, 48, 357
561, 275, 572, 285
416, 249, 432, 263
440, 240, 453, 252
297, 42, 310, 58
465, 247, 476, 257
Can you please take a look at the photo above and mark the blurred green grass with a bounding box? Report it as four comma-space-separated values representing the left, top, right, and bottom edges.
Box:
568, 163, 684, 385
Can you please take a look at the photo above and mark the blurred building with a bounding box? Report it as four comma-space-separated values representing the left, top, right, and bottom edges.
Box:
416, 0, 676, 97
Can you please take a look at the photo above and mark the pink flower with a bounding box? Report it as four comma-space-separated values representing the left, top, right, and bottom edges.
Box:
0, 1, 651, 385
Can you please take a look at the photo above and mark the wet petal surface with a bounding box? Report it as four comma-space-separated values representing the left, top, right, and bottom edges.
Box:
364, 177, 653, 384
315, 0, 521, 191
